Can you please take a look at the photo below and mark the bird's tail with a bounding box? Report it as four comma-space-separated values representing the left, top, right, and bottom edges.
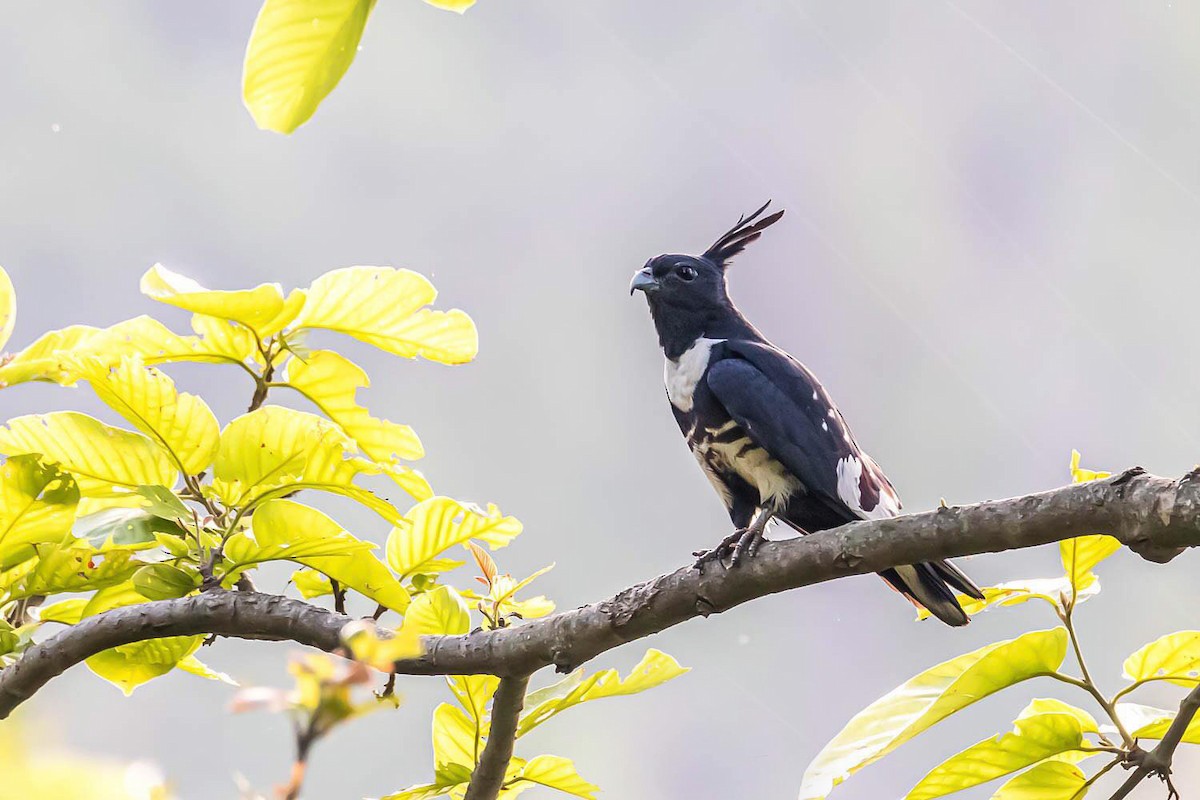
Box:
879, 559, 985, 627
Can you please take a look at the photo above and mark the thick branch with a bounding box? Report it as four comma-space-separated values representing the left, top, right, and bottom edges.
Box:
3, 468, 1200, 719
462, 675, 530, 800
1107, 682, 1200, 800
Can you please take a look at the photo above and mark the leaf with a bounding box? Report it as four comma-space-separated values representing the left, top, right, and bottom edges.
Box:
798, 628, 1069, 800
1017, 698, 1097, 733
1060, 535, 1120, 597
229, 499, 410, 611
0, 265, 14, 351
177, 654, 238, 685
341, 618, 422, 671
0, 455, 79, 565
405, 586, 470, 636
140, 264, 287, 335
1123, 631, 1200, 687
448, 673, 500, 725
86, 634, 204, 695
1, 546, 141, 600
388, 497, 521, 580
284, 349, 424, 461
1116, 702, 1200, 744
0, 325, 99, 387
517, 649, 690, 737
80, 315, 257, 369
292, 567, 334, 599
73, 508, 184, 551
1069, 450, 1110, 485
991, 761, 1088, 800
242, 0, 376, 134
0, 412, 177, 498
915, 577, 1101, 621
135, 484, 192, 522
294, 267, 478, 364
905, 712, 1088, 799
508, 756, 599, 799
212, 405, 424, 522
433, 702, 479, 774
36, 597, 89, 625
132, 563, 199, 600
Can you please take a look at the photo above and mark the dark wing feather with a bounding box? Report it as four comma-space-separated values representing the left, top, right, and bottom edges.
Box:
705, 348, 851, 509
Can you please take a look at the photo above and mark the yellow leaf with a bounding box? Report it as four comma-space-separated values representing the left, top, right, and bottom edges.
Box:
916, 576, 1101, 621
341, 618, 422, 671
1124, 631, 1200, 687
230, 499, 410, 611
242, 0, 375, 134
177, 654, 238, 685
0, 324, 99, 387
1117, 702, 1200, 744
433, 702, 478, 773
212, 405, 420, 522
405, 585, 470, 636
0, 455, 79, 565
36, 597, 90, 625
0, 412, 177, 498
1, 546, 141, 600
388, 497, 521, 579
1060, 535, 1120, 596
448, 673, 500, 725
294, 267, 478, 364
285, 349, 423, 461
905, 712, 1088, 799
990, 761, 1087, 800
259, 288, 307, 338
510, 756, 599, 799
81, 314, 258, 369
0, 265, 14, 351
1069, 450, 1110, 484
798, 628, 1069, 800
74, 356, 220, 475
424, 0, 476, 13
517, 649, 690, 737
292, 567, 334, 599
140, 264, 287, 335
86, 634, 205, 695
1017, 698, 1098, 733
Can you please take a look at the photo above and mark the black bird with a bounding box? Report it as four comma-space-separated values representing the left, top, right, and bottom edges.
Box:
630, 202, 984, 626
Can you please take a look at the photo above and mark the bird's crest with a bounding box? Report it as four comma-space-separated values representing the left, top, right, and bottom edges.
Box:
702, 201, 785, 268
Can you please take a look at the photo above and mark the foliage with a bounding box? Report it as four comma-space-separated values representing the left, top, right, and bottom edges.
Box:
799, 452, 1193, 799
242, 0, 479, 135
0, 263, 687, 798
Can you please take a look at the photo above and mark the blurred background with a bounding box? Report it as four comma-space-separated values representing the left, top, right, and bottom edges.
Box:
2, 1, 1199, 797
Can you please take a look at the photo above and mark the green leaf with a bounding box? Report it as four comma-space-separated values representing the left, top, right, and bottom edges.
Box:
284, 349, 424, 461
1, 545, 141, 600
86, 634, 204, 695
0, 455, 79, 565
212, 405, 428, 522
798, 628, 1069, 800
135, 485, 192, 522
242, 0, 376, 134
132, 563, 199, 600
991, 761, 1088, 800
517, 649, 690, 737
73, 508, 182, 550
0, 412, 177, 499
1123, 631, 1200, 687
0, 325, 99, 387
405, 585, 470, 636
73, 355, 220, 475
905, 712, 1088, 799
294, 267, 478, 364
508, 755, 599, 799
388, 497, 521, 580
229, 499, 410, 611
0, 265, 14, 351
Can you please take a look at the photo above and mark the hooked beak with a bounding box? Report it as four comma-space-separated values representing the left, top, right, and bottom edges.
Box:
629, 268, 660, 296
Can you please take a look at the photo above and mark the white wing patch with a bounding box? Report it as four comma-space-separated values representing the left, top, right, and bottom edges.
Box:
836, 455, 900, 520
664, 337, 724, 412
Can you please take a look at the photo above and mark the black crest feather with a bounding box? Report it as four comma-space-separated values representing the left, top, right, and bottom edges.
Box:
702, 201, 785, 267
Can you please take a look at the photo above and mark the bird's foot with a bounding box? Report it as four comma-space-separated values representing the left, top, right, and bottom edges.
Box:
693, 525, 765, 569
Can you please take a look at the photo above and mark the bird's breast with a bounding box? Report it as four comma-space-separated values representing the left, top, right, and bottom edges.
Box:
691, 420, 801, 510
664, 337, 724, 413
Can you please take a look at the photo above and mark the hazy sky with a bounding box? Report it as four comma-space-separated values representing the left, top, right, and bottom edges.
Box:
3, 2, 1200, 798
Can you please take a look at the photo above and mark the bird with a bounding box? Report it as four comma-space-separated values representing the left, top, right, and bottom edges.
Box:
630, 202, 984, 626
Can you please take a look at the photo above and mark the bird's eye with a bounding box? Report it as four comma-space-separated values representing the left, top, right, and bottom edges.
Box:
677, 266, 697, 281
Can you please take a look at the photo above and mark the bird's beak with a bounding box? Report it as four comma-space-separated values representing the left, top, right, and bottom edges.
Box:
629, 268, 660, 296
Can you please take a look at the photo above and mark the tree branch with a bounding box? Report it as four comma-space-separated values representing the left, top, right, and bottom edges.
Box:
462, 675, 530, 800
3, 468, 1200, 719
1107, 682, 1200, 800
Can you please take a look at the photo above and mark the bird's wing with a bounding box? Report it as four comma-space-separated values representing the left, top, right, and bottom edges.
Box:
706, 340, 900, 519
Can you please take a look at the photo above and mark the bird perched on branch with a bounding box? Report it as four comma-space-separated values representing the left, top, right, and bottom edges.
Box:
630, 202, 983, 626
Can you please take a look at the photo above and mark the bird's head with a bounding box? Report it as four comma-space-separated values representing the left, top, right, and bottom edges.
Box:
630, 203, 784, 350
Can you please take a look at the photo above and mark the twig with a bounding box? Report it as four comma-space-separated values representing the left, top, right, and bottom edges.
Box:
1060, 602, 1135, 747
329, 580, 347, 616
1107, 683, 1200, 800
462, 675, 530, 800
